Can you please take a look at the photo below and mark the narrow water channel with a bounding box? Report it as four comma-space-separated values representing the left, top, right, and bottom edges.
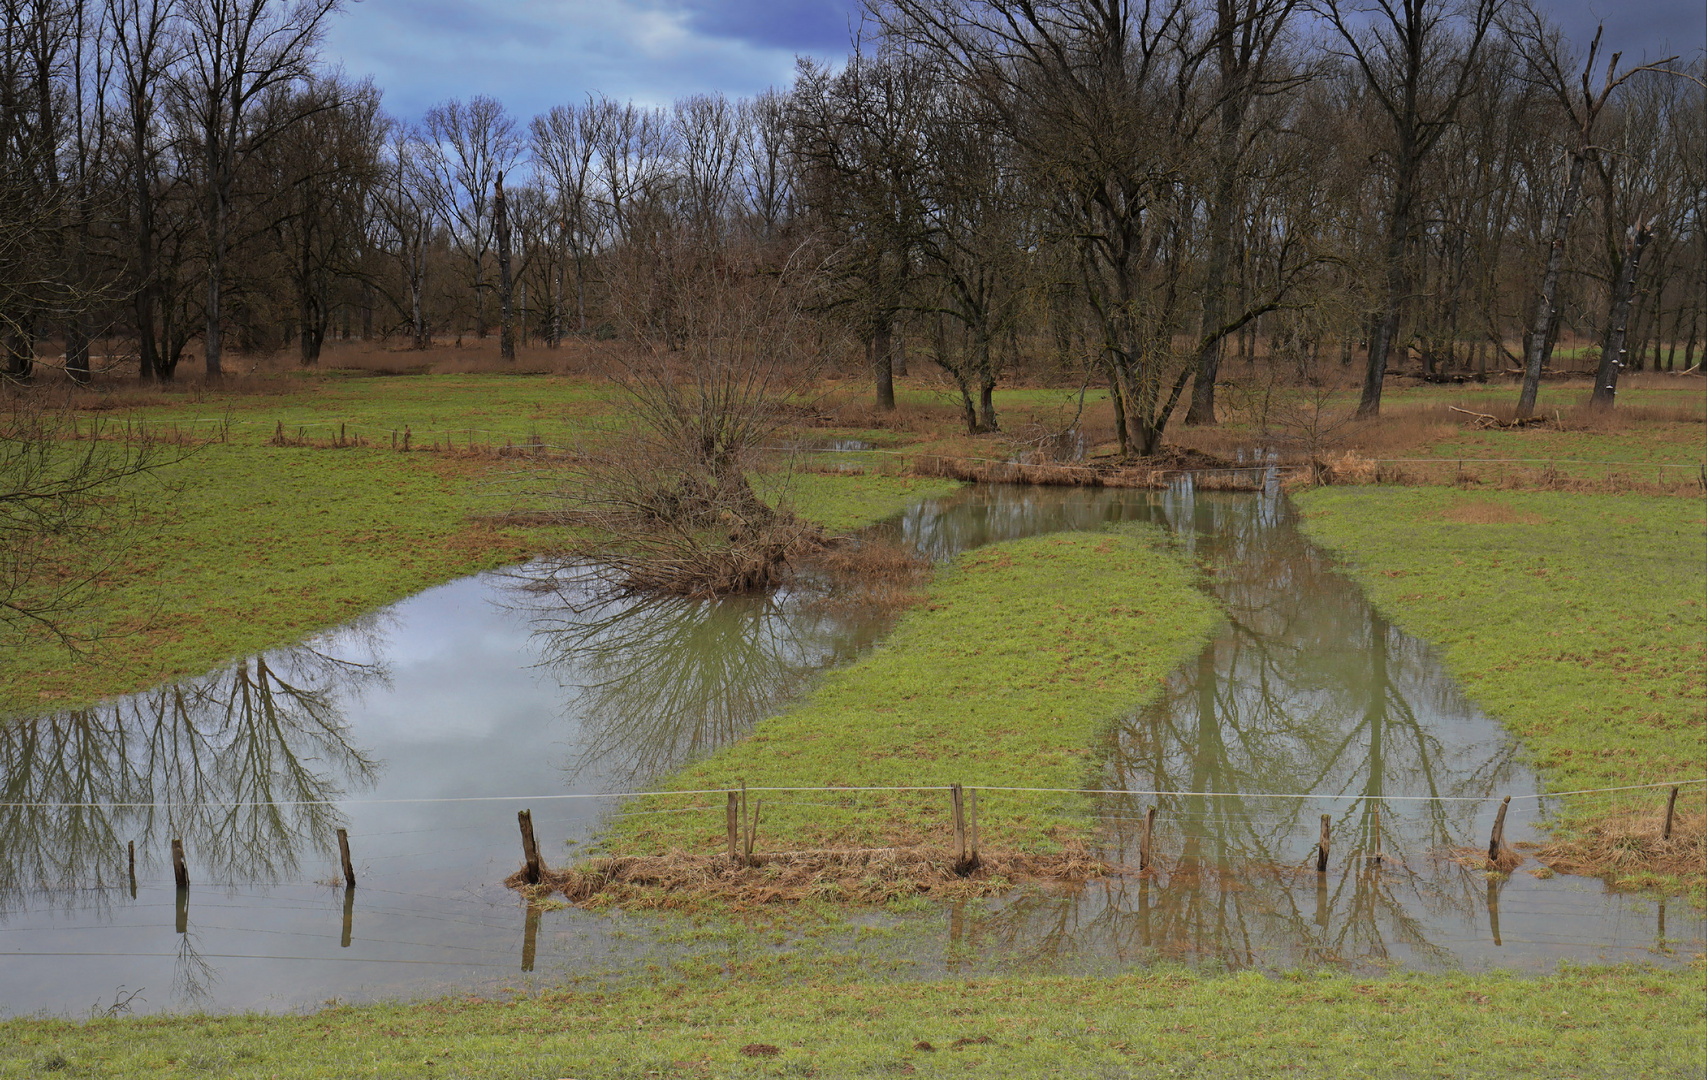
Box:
1, 482, 1696, 1015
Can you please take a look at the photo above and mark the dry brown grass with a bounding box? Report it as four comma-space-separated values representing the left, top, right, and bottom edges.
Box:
1531, 808, 1706, 882
798, 536, 932, 614
505, 843, 1114, 908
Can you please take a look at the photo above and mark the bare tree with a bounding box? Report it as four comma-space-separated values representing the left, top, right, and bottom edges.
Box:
1320, 0, 1503, 417
530, 99, 603, 341
174, 0, 342, 377
420, 94, 520, 341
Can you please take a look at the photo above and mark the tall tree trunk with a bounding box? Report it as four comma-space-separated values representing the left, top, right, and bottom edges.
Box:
552, 253, 563, 347
1360, 155, 1416, 418
1590, 221, 1652, 410
1108, 363, 1129, 457
495, 173, 514, 361
871, 320, 895, 411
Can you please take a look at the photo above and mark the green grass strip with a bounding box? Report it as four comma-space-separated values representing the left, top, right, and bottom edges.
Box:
1293, 488, 1706, 816
606, 526, 1221, 855
3, 966, 1697, 1078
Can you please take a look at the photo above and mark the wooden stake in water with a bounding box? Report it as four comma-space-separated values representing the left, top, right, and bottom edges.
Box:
127, 840, 137, 898
1662, 786, 1679, 841
1316, 814, 1330, 874
1487, 795, 1511, 865
341, 887, 355, 948
171, 838, 189, 889
1139, 807, 1156, 872
517, 809, 542, 885
337, 827, 356, 889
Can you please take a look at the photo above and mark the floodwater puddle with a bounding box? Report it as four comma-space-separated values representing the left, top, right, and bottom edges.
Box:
1, 481, 1697, 1014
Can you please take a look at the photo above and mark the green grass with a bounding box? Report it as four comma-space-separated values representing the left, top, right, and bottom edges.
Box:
2, 965, 1697, 1079
606, 527, 1222, 854
3, 402, 963, 718
778, 472, 962, 533
1293, 487, 1706, 825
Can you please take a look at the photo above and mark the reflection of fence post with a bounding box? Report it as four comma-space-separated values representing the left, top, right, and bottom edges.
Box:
522, 904, 541, 972
1487, 796, 1511, 865
518, 810, 542, 885
1139, 807, 1156, 872
128, 840, 137, 898
171, 838, 189, 889
341, 887, 355, 948
337, 828, 356, 888
1316, 814, 1330, 873
1369, 803, 1382, 866
726, 791, 740, 864
1662, 786, 1679, 841
175, 885, 188, 934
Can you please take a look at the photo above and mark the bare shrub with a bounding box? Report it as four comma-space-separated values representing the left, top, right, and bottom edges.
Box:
549, 241, 825, 597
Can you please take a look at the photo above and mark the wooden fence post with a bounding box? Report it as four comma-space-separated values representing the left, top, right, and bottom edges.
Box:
1662, 786, 1679, 841
1316, 814, 1330, 873
337, 828, 356, 888
968, 788, 980, 866
517, 809, 541, 885
726, 791, 740, 864
171, 838, 189, 889
1139, 806, 1156, 872
1487, 796, 1511, 865
127, 840, 137, 898
950, 784, 967, 866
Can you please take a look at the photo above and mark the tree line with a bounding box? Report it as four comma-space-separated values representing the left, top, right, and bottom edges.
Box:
1, 0, 1701, 443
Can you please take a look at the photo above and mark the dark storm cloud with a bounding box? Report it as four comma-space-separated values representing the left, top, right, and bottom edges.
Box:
322, 0, 1703, 125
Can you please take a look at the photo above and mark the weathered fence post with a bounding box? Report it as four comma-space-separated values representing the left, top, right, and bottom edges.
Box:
968, 788, 980, 867
127, 840, 137, 898
1662, 786, 1679, 841
1487, 795, 1511, 865
1316, 814, 1330, 873
726, 791, 740, 864
744, 800, 762, 863
337, 828, 356, 888
171, 838, 189, 889
950, 784, 967, 866
517, 809, 542, 885
1139, 806, 1156, 872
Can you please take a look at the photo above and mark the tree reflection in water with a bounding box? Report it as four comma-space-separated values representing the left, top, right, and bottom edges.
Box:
518, 571, 894, 788
0, 625, 386, 911
942, 484, 1535, 972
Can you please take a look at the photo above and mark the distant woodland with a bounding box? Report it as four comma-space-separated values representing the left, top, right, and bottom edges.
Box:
2, 0, 1702, 442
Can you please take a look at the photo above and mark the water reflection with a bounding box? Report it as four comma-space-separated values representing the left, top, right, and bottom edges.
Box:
0, 629, 385, 909
517, 574, 897, 788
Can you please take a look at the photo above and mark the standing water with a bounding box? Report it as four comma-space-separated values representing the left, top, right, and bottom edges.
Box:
1, 482, 1695, 1014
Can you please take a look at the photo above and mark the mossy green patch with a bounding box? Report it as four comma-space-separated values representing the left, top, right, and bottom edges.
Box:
0, 966, 1696, 1079
1294, 487, 1705, 822
607, 527, 1221, 854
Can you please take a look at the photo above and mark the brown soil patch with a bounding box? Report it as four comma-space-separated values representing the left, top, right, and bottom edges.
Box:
1439, 501, 1545, 525
506, 844, 1112, 908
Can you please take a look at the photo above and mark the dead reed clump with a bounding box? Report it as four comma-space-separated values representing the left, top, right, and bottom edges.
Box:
506, 844, 1113, 908
1530, 809, 1706, 883
798, 536, 932, 613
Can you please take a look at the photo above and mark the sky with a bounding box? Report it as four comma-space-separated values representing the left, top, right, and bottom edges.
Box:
320, 0, 1707, 123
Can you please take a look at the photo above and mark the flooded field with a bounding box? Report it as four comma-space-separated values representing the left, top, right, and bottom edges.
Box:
1, 482, 1696, 1015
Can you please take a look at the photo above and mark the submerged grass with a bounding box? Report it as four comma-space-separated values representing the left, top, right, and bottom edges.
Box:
1294, 487, 1706, 892
1, 965, 1697, 1079
600, 527, 1222, 860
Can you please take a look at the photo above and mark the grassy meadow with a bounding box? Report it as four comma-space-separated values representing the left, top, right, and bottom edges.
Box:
2, 965, 1697, 1079
3, 354, 1703, 1072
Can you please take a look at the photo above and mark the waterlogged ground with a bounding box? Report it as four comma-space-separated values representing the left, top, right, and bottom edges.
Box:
1, 484, 1698, 1016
